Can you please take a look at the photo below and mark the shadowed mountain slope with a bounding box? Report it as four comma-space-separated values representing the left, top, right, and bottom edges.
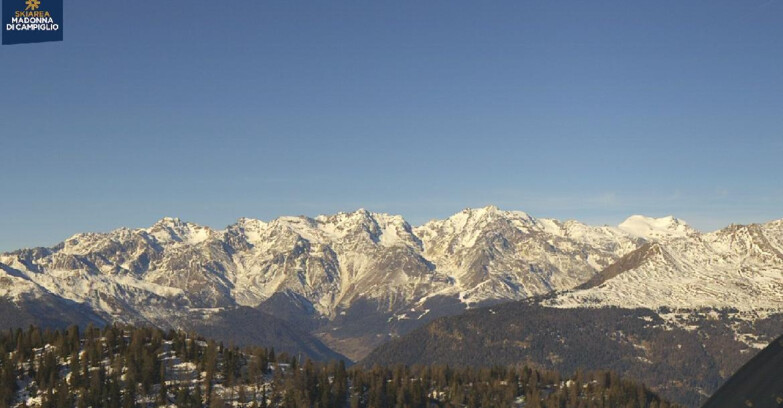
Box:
361, 301, 783, 407
701, 335, 783, 408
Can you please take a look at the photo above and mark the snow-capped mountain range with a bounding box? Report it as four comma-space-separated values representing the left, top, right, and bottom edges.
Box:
549, 217, 783, 313
1, 206, 781, 359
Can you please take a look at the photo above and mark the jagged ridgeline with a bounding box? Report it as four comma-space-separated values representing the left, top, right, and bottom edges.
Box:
0, 207, 645, 361
1, 208, 782, 364
0, 324, 678, 408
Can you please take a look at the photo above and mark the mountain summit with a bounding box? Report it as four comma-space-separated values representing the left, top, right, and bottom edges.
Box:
618, 214, 696, 240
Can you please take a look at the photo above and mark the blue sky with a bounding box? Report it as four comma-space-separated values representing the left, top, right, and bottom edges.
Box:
1, 0, 782, 251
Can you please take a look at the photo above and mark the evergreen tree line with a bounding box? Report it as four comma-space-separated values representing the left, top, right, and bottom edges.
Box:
0, 325, 679, 408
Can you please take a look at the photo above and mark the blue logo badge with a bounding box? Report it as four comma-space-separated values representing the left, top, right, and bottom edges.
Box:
3, 0, 62, 45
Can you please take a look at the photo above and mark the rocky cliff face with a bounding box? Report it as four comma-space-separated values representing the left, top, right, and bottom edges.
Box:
0, 206, 643, 359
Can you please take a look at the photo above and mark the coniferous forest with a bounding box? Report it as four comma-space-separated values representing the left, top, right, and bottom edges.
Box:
0, 324, 678, 408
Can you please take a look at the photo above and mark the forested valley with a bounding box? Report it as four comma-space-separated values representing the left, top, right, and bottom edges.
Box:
0, 325, 678, 408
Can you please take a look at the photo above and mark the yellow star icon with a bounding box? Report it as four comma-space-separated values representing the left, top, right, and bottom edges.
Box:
25, 0, 41, 11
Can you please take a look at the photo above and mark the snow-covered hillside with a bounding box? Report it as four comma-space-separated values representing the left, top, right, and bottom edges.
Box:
549, 218, 783, 316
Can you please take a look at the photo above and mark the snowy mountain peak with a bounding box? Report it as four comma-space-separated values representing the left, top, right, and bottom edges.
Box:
618, 215, 696, 240
147, 217, 213, 245
156, 216, 182, 224
449, 206, 534, 225
236, 217, 266, 227
462, 205, 525, 219
475, 204, 500, 213
230, 217, 268, 245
